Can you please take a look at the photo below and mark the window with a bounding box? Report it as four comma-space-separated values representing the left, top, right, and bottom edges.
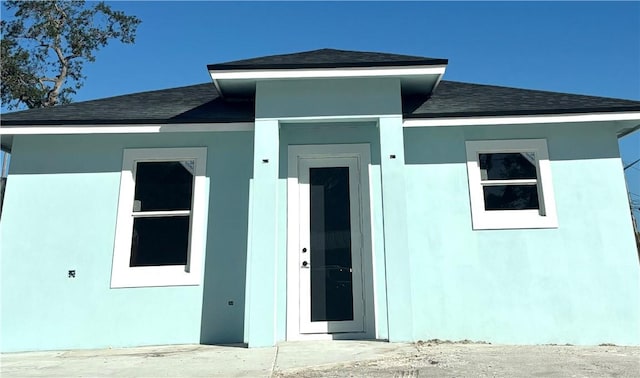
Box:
465, 139, 558, 230
111, 148, 208, 288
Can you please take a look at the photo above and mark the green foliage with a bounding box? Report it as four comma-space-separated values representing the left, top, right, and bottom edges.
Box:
1, 0, 141, 109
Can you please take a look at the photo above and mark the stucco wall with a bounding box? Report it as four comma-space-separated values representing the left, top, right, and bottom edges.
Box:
243, 77, 405, 346
0, 132, 253, 352
403, 122, 640, 345
2, 119, 638, 351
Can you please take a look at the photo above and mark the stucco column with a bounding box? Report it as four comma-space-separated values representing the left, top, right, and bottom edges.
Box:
245, 118, 279, 347
378, 115, 413, 342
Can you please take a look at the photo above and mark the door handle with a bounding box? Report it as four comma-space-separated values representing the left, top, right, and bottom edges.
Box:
302, 261, 309, 268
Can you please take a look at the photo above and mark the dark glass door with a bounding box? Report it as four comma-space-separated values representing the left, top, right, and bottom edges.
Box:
309, 167, 354, 322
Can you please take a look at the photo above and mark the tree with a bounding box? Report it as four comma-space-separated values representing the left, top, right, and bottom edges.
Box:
1, 1, 141, 109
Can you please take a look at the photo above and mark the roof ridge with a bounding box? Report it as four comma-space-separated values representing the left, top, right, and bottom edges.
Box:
208, 48, 448, 70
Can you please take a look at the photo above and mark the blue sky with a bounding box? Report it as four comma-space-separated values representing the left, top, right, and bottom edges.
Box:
80, 1, 640, 100
2, 1, 640, 219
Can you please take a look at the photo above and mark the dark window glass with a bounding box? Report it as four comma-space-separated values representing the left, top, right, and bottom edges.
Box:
483, 185, 539, 210
309, 167, 354, 322
130, 216, 190, 266
133, 161, 194, 212
479, 153, 537, 180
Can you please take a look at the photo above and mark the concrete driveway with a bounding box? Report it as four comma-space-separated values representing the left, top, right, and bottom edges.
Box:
2, 340, 638, 377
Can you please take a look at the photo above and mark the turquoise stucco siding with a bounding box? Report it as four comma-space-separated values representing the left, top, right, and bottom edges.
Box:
244, 119, 280, 347
377, 116, 414, 342
255, 77, 402, 119
2, 75, 639, 352
0, 132, 253, 352
242, 77, 403, 346
403, 123, 640, 345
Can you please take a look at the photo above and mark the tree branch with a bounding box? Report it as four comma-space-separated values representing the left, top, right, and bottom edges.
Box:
2, 1, 140, 108
45, 62, 67, 106
52, 2, 68, 21
51, 43, 65, 65
43, 44, 69, 106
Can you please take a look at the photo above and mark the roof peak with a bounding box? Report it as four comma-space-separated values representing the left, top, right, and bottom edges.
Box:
208, 48, 448, 70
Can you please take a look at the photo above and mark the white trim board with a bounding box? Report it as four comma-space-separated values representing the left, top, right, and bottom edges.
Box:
261, 115, 389, 124
210, 65, 447, 81
0, 122, 255, 135
110, 147, 209, 288
403, 112, 640, 127
465, 139, 558, 230
3, 111, 638, 137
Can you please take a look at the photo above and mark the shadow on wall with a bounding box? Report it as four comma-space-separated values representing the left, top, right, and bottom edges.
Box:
403, 123, 621, 165
199, 133, 254, 345
0, 177, 6, 217
0, 148, 7, 217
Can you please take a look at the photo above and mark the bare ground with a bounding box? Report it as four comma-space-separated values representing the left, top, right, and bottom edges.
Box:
274, 342, 640, 378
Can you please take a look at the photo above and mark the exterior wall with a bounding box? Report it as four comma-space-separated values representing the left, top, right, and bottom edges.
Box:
2, 83, 638, 351
403, 122, 640, 345
0, 132, 253, 352
255, 77, 401, 119
244, 77, 406, 346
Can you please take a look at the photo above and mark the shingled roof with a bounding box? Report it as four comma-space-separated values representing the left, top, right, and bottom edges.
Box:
2, 48, 640, 128
404, 81, 640, 118
3, 80, 639, 127
1, 83, 252, 126
207, 48, 448, 70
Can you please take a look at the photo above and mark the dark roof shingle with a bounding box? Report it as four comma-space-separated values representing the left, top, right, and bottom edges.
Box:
405, 81, 640, 118
207, 48, 448, 70
2, 82, 639, 127
1, 83, 254, 126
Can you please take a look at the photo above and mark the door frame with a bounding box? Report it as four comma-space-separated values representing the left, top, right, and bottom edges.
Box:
286, 144, 375, 341
298, 156, 364, 334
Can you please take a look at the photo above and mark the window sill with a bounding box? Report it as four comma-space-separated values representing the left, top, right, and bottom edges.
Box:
471, 210, 559, 230
110, 265, 201, 288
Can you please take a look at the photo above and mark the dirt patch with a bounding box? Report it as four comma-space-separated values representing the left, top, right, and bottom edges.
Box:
275, 344, 640, 378
416, 339, 491, 346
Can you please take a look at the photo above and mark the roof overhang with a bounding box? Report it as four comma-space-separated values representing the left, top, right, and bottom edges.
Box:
0, 122, 255, 151
3, 110, 637, 139
403, 111, 640, 137
208, 65, 447, 99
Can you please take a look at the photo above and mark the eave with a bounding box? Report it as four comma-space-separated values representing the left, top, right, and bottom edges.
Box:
208, 65, 448, 99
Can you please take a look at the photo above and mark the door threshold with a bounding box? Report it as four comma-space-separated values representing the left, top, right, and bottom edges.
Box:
287, 332, 373, 341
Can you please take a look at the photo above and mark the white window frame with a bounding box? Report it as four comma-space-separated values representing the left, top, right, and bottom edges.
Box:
465, 139, 558, 230
111, 147, 208, 288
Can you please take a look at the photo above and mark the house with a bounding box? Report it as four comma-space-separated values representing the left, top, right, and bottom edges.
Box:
1, 49, 639, 352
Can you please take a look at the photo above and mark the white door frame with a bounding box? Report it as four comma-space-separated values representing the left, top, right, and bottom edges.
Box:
298, 156, 364, 334
286, 144, 375, 341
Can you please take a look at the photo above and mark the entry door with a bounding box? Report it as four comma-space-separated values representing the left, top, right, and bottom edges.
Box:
297, 157, 365, 334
